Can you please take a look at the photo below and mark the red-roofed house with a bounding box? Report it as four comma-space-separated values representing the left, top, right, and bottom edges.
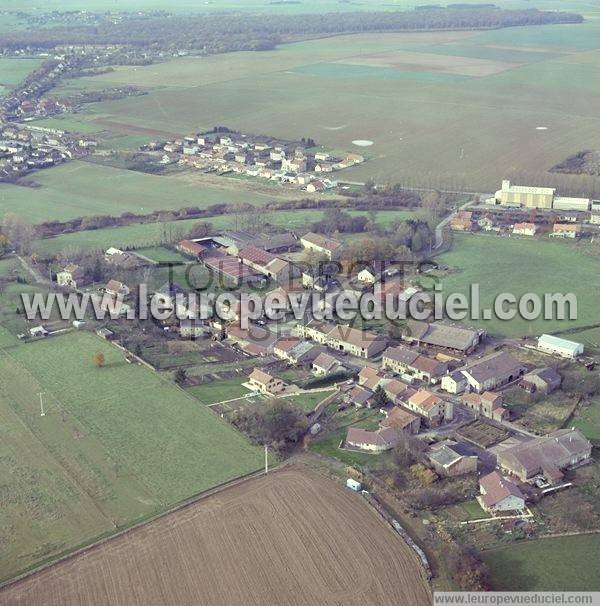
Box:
477, 471, 525, 513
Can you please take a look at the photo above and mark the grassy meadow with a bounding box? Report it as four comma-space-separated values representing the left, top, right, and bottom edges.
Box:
0, 331, 265, 581
0, 161, 328, 223
438, 234, 600, 338
482, 535, 600, 591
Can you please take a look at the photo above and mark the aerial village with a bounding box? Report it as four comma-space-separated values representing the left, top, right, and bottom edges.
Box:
33, 221, 594, 527
143, 129, 365, 192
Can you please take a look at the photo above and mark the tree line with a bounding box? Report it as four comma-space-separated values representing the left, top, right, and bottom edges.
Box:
0, 8, 583, 54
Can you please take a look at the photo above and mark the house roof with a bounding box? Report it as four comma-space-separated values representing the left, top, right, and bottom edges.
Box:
380, 406, 418, 430
523, 367, 562, 387
429, 442, 475, 469
347, 385, 374, 406
498, 429, 591, 477
178, 240, 207, 255
301, 232, 342, 252
359, 366, 385, 390
313, 352, 340, 372
479, 471, 523, 508
409, 389, 442, 412
326, 324, 385, 350
462, 351, 524, 385
274, 336, 301, 353
238, 245, 277, 268
406, 320, 481, 352
383, 345, 420, 366
248, 368, 276, 385
346, 426, 398, 448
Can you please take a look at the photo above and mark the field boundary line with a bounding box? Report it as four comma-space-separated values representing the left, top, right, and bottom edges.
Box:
479, 529, 600, 553
0, 463, 280, 591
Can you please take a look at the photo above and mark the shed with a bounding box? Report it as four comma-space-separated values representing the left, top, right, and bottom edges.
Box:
537, 334, 583, 359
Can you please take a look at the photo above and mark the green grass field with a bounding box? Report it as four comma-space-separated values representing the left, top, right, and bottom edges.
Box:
0, 56, 43, 93
482, 535, 600, 591
438, 234, 600, 338
0, 331, 264, 581
186, 378, 251, 405
0, 161, 316, 223
134, 246, 189, 264
573, 398, 600, 444
39, 20, 600, 192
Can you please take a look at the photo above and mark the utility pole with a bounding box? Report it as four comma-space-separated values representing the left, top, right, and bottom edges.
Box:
264, 444, 268, 474
39, 392, 45, 417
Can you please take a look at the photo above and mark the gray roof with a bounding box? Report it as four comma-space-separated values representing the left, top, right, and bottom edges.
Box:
406, 320, 480, 351
383, 345, 420, 366
429, 442, 475, 468
499, 429, 591, 476
462, 351, 525, 384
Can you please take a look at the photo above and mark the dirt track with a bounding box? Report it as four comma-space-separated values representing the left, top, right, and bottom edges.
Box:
0, 468, 431, 606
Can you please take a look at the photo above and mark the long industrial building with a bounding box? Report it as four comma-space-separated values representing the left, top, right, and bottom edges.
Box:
488, 180, 592, 211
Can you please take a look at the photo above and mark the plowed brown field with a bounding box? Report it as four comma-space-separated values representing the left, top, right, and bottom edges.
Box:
0, 468, 431, 606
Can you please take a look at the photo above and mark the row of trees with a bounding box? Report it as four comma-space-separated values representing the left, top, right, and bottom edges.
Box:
1, 8, 582, 52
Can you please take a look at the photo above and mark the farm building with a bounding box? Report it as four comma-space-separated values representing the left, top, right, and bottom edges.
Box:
177, 239, 208, 258
489, 180, 590, 211
345, 427, 398, 452
537, 334, 584, 359
105, 279, 130, 297
497, 428, 592, 484
300, 232, 343, 260
493, 180, 555, 209
478, 471, 525, 514
519, 367, 562, 394
428, 441, 478, 477
460, 351, 526, 393
403, 320, 484, 355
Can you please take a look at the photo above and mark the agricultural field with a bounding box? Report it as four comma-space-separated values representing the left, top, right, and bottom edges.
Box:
0, 331, 265, 582
38, 19, 600, 191
0, 467, 432, 606
0, 57, 43, 94
481, 535, 600, 591
0, 161, 320, 224
438, 234, 600, 338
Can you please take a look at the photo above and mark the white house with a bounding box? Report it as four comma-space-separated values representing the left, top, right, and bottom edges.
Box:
478, 471, 525, 514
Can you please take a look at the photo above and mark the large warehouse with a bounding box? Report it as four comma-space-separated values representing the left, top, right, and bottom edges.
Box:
537, 334, 584, 359
488, 180, 591, 211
